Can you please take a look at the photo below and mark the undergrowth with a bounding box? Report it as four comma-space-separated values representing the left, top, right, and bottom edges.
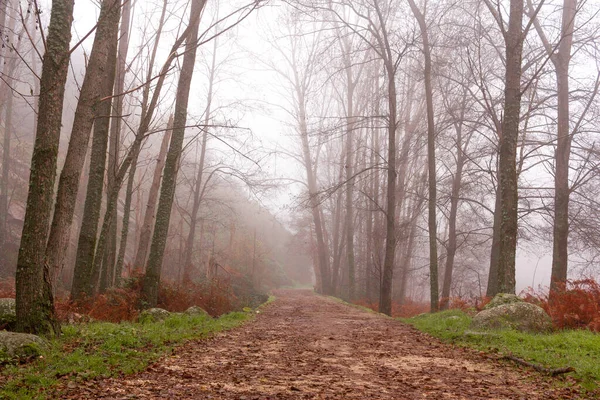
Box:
524, 278, 600, 331
403, 310, 600, 392
53, 271, 268, 323
0, 311, 252, 399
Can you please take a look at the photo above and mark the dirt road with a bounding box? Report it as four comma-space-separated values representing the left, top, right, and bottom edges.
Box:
63, 289, 582, 399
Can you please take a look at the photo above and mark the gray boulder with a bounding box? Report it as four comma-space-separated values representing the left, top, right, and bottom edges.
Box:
139, 308, 171, 323
471, 301, 553, 333
0, 331, 47, 362
484, 293, 522, 310
0, 298, 16, 329
184, 306, 210, 317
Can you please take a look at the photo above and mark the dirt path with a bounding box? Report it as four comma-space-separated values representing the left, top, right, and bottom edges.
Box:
62, 289, 582, 399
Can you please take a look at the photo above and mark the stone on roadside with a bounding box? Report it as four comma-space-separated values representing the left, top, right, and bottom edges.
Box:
184, 306, 210, 317
484, 293, 522, 310
471, 301, 553, 333
138, 308, 171, 323
0, 298, 16, 330
0, 331, 47, 362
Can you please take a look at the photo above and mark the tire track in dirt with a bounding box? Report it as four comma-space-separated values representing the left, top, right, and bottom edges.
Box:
61, 289, 583, 399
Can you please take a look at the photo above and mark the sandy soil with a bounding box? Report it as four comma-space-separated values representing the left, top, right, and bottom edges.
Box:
60, 289, 584, 399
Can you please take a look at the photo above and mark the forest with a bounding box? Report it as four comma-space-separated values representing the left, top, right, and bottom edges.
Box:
0, 0, 599, 340
2, 0, 600, 397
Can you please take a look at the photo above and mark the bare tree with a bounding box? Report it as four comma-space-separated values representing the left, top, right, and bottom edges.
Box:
142, 0, 208, 307
71, 0, 122, 300
15, 0, 75, 334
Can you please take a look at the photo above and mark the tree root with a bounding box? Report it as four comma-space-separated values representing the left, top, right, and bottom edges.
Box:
500, 354, 575, 376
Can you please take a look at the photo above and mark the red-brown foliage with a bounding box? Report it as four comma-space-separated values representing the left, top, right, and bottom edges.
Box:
353, 295, 491, 318
523, 278, 600, 331
0, 278, 15, 298
447, 296, 491, 313
157, 278, 237, 317
392, 300, 430, 318
55, 286, 140, 323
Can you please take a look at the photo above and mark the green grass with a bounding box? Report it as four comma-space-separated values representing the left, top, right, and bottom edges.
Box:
402, 310, 600, 392
0, 311, 251, 399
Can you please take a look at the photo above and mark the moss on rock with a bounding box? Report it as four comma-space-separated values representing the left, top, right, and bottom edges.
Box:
138, 308, 171, 323
0, 331, 47, 362
484, 293, 522, 310
471, 302, 553, 333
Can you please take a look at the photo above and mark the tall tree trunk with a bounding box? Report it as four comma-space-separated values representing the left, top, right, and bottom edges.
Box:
134, 117, 172, 269
344, 78, 356, 301
142, 0, 207, 307
182, 30, 218, 282
375, 0, 399, 317
108, 0, 133, 287
299, 100, 331, 295
15, 0, 75, 335
496, 0, 525, 294
71, 0, 121, 300
0, 0, 18, 251
549, 0, 576, 297
440, 118, 468, 309
408, 0, 439, 312
0, 81, 13, 251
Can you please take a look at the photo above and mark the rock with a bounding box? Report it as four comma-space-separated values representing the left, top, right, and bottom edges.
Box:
0, 331, 47, 362
0, 298, 16, 329
138, 308, 171, 323
471, 302, 553, 333
484, 293, 522, 310
184, 306, 210, 317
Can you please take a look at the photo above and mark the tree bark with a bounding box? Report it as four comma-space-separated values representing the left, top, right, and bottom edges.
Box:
142, 0, 207, 307
496, 0, 525, 294
182, 30, 218, 282
408, 0, 439, 312
440, 117, 468, 309
15, 0, 75, 335
109, 0, 133, 287
549, 0, 576, 297
71, 0, 121, 300
134, 117, 172, 270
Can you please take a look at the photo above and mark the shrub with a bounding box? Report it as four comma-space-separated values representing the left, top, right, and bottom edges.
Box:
523, 279, 600, 331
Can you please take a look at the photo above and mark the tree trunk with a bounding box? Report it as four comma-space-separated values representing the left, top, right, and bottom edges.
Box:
375, 0, 399, 317
182, 30, 218, 282
104, 0, 133, 288
15, 0, 75, 335
134, 117, 172, 269
71, 0, 121, 300
440, 120, 467, 309
299, 99, 331, 295
550, 0, 577, 297
142, 0, 207, 307
344, 77, 356, 301
486, 187, 501, 297
496, 0, 525, 294
408, 0, 439, 312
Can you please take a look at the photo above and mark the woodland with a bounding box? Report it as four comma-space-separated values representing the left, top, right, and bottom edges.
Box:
0, 0, 600, 340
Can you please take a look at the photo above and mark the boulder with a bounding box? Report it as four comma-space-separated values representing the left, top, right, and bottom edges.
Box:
184, 306, 210, 317
0, 331, 47, 362
471, 302, 553, 333
0, 298, 16, 329
138, 308, 171, 323
484, 293, 522, 310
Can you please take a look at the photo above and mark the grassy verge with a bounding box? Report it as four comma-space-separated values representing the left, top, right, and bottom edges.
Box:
0, 311, 252, 399
402, 310, 600, 392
